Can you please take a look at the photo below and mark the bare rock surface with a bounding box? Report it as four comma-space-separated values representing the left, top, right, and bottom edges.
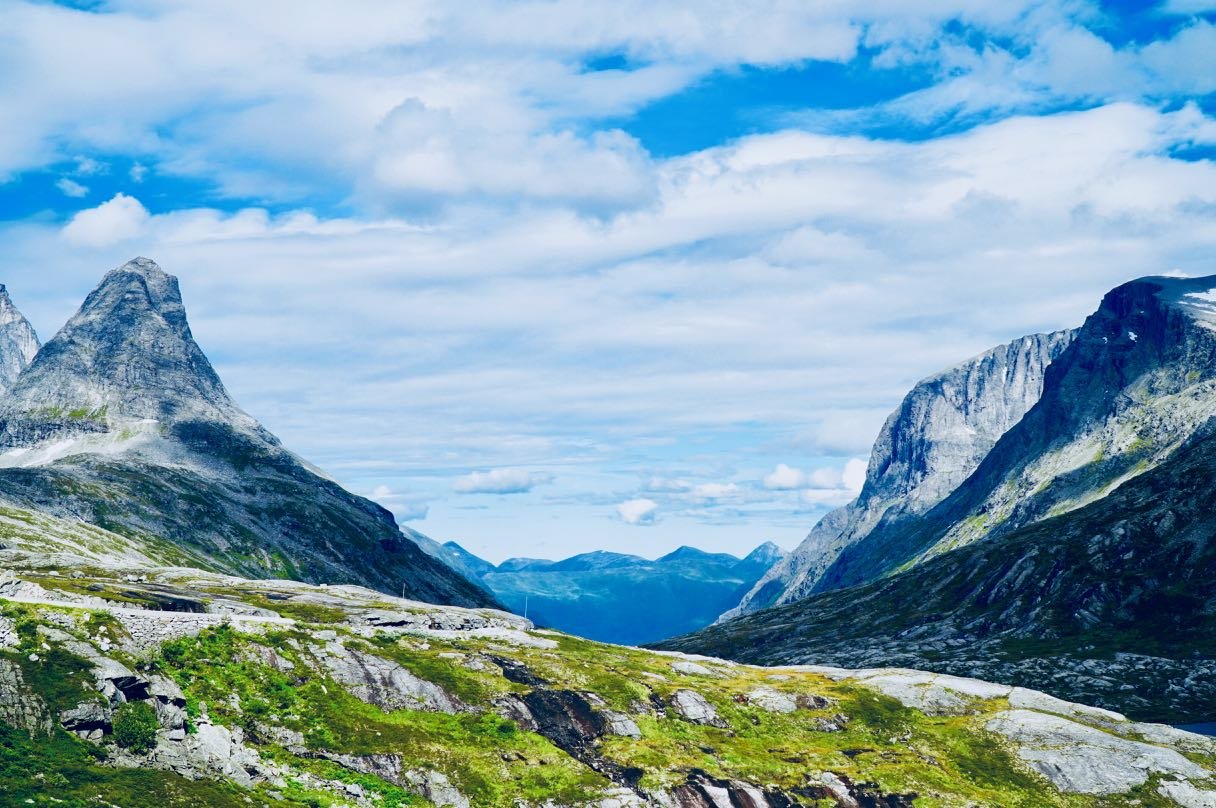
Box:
986, 708, 1211, 794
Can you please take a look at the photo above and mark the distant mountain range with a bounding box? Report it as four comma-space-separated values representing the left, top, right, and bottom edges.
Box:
665, 275, 1216, 723
415, 537, 785, 644
0, 258, 496, 608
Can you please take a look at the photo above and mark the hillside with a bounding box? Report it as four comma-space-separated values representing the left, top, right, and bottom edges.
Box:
661, 413, 1216, 724
3, 545, 1216, 807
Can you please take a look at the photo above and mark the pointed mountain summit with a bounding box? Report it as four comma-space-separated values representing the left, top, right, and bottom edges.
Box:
0, 258, 258, 447
0, 283, 41, 395
0, 259, 495, 608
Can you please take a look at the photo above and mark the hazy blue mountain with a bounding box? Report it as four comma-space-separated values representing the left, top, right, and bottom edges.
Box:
439, 541, 785, 645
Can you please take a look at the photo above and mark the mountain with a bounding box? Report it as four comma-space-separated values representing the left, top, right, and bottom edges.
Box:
665, 275, 1216, 723
723, 329, 1074, 621
448, 542, 785, 645
816, 275, 1216, 593
660, 422, 1216, 723
0, 284, 40, 394
0, 258, 495, 608
4, 546, 1216, 807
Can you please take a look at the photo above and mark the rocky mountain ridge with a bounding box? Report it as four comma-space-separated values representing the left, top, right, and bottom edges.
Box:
814, 274, 1216, 594
670, 275, 1216, 726
0, 284, 40, 396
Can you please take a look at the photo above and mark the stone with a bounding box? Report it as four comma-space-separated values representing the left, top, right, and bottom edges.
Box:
670, 690, 726, 728
745, 687, 798, 714
318, 644, 463, 713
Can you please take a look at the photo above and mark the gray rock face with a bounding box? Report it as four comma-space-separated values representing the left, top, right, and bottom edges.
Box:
0, 257, 250, 446
818, 274, 1216, 594
669, 689, 725, 727
725, 329, 1074, 620
0, 285, 39, 396
986, 709, 1210, 794
319, 643, 465, 713
0, 258, 495, 608
0, 657, 52, 735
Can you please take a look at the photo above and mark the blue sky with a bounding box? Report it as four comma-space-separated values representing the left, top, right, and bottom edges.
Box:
1, 0, 1216, 562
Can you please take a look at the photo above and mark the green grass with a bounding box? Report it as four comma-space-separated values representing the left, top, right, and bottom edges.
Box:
0, 723, 305, 808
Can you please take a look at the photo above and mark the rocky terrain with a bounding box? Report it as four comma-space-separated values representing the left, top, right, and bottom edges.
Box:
0, 259, 495, 608
724, 330, 1074, 621
3, 541, 1216, 807
423, 542, 784, 645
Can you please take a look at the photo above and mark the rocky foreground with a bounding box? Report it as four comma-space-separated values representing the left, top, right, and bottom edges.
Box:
1, 536, 1215, 807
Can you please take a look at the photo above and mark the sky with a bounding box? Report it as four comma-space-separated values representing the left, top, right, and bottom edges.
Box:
1, 0, 1216, 564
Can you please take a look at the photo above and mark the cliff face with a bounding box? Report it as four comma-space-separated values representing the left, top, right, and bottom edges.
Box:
0, 258, 496, 609
724, 329, 1074, 620
661, 418, 1216, 725
817, 274, 1216, 594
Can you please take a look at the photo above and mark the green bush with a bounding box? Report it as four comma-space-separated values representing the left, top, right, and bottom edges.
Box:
113, 701, 159, 753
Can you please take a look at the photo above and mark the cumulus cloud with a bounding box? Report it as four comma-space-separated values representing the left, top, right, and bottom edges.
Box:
454, 468, 553, 494
841, 458, 867, 494
2, 1, 1216, 558
764, 459, 868, 501
762, 464, 807, 490
617, 498, 658, 525
61, 193, 150, 247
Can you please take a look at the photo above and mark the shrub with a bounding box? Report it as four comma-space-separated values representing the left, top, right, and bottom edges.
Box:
112, 702, 159, 753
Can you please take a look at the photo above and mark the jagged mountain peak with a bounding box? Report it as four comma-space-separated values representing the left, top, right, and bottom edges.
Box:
0, 257, 249, 449
0, 282, 40, 395
740, 540, 784, 566
721, 328, 1074, 622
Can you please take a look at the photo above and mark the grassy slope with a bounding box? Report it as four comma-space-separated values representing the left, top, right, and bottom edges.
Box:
0, 563, 1210, 807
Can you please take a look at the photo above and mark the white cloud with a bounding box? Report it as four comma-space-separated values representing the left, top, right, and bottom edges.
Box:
453, 467, 552, 494
129, 163, 148, 183
691, 482, 739, 499
73, 156, 107, 176
1161, 0, 1216, 14
841, 458, 867, 494
55, 178, 88, 198
764, 459, 868, 506
617, 498, 658, 525
801, 488, 855, 507
762, 463, 807, 490
60, 193, 150, 247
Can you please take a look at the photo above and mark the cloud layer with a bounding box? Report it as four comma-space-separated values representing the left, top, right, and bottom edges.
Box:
1, 1, 1215, 561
